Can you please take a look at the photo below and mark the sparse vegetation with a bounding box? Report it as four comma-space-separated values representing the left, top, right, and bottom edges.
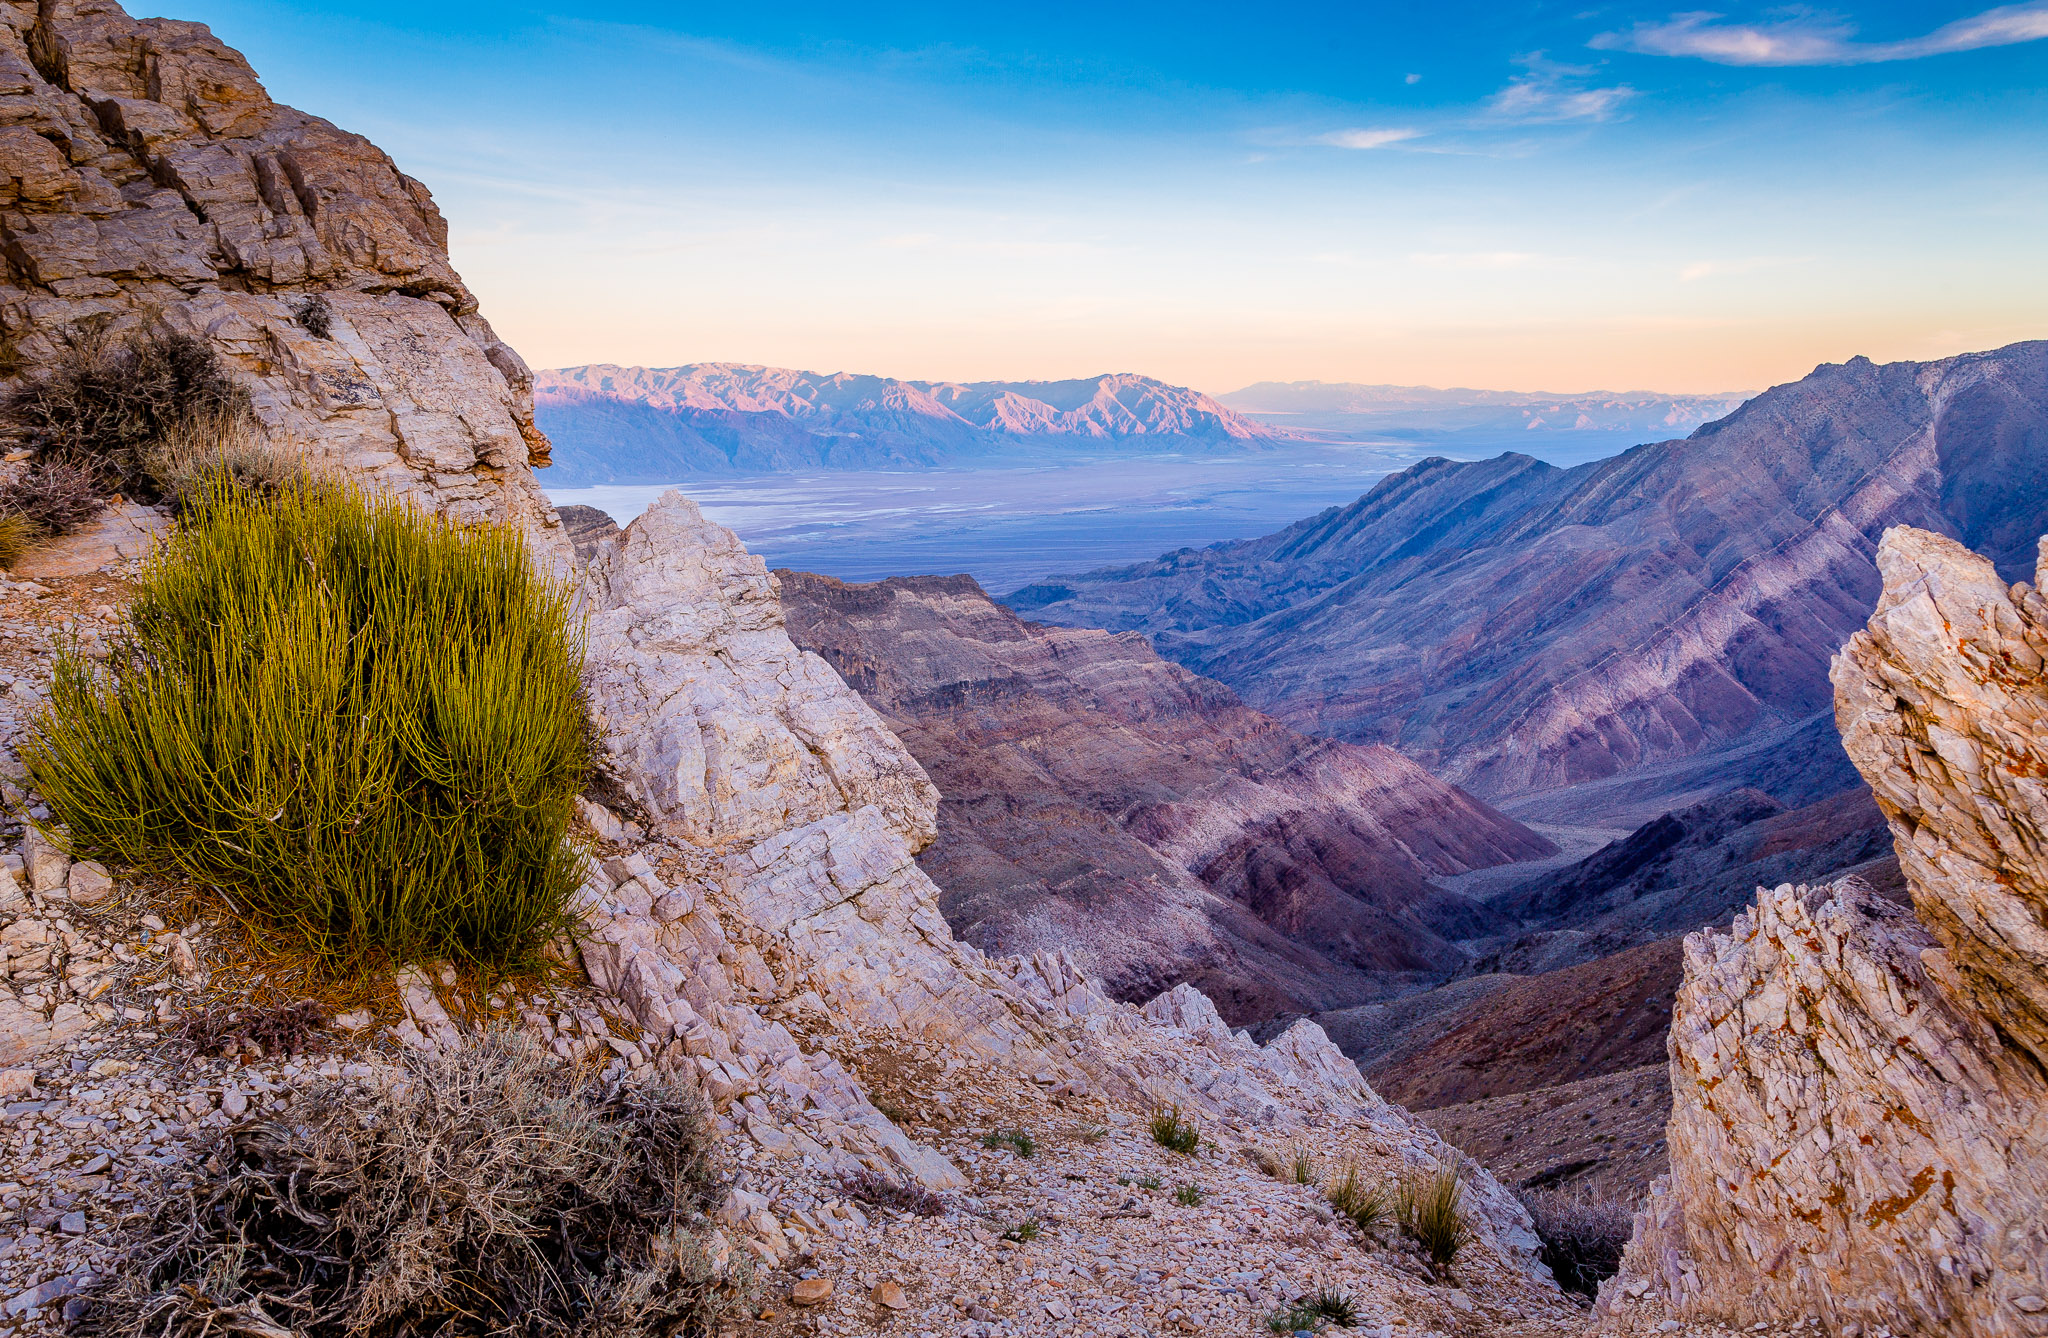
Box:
1325, 1163, 1389, 1235
838, 1168, 945, 1218
1292, 1142, 1317, 1184
1395, 1164, 1470, 1270
140, 408, 305, 509
177, 998, 330, 1061
1001, 1216, 1042, 1243
0, 322, 252, 496
1518, 1186, 1633, 1296
982, 1128, 1036, 1158
22, 475, 589, 973
1173, 1183, 1204, 1206
1149, 1103, 1200, 1155
70, 1033, 742, 1338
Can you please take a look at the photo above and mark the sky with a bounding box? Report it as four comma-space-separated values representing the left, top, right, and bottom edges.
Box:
167, 1, 2048, 395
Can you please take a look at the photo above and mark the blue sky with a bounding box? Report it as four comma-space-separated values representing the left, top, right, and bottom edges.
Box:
168, 1, 2047, 393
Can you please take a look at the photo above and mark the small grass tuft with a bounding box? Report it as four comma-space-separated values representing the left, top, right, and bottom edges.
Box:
1173, 1183, 1204, 1206
1326, 1163, 1390, 1235
1396, 1164, 1470, 1270
22, 475, 589, 973
1291, 1142, 1318, 1185
981, 1128, 1036, 1158
1268, 1287, 1360, 1330
1001, 1216, 1042, 1243
1149, 1104, 1200, 1156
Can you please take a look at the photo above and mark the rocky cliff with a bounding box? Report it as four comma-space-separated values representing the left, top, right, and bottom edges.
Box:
1012, 344, 2048, 812
1595, 526, 2048, 1336
0, 0, 561, 545
773, 570, 1550, 1023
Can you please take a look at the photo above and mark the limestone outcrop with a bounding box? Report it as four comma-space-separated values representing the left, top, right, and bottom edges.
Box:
568, 490, 1550, 1274
1596, 526, 2048, 1337
0, 0, 561, 546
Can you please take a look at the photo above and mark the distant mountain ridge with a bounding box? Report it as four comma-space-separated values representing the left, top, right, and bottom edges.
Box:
534, 363, 1272, 482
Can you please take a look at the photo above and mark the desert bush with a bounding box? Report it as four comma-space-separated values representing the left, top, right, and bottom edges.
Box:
21, 476, 588, 971
177, 998, 330, 1060
70, 1032, 741, 1338
1395, 1164, 1469, 1270
0, 458, 103, 536
141, 409, 307, 508
1, 323, 252, 495
1518, 1186, 1633, 1296
1149, 1104, 1200, 1156
981, 1127, 1036, 1158
0, 511, 31, 568
837, 1168, 945, 1218
1173, 1183, 1204, 1206
1326, 1163, 1389, 1235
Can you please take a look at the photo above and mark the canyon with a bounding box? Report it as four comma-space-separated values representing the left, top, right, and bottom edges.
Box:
771, 567, 1549, 1023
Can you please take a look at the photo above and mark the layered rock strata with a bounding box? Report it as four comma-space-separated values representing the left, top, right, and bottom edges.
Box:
1014, 343, 2048, 808
777, 570, 1547, 1022
1597, 527, 2048, 1336
0, 0, 561, 547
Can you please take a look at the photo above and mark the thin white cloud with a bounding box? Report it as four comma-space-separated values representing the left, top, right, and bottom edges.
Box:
1411, 250, 1542, 269
1317, 126, 1423, 149
1487, 56, 1635, 122
1678, 255, 1811, 281
1594, 3, 2048, 65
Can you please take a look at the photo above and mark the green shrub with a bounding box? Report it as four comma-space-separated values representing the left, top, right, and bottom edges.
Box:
21, 476, 588, 971
1396, 1165, 1469, 1270
981, 1128, 1036, 1158
1001, 1216, 1041, 1243
1150, 1104, 1200, 1156
1173, 1183, 1204, 1206
2, 323, 252, 495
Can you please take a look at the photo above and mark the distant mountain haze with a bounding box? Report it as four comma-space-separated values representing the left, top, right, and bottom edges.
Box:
1012, 341, 2048, 813
534, 363, 1272, 483
1221, 381, 1751, 440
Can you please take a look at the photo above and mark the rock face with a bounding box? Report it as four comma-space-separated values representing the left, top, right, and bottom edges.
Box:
1596, 526, 2048, 1336
564, 490, 1551, 1273
775, 570, 1549, 1022
533, 363, 1274, 482
1012, 343, 2048, 810
0, 0, 560, 546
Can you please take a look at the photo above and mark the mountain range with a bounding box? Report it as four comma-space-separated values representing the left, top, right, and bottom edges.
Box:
533, 364, 1271, 482
1012, 342, 2048, 814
